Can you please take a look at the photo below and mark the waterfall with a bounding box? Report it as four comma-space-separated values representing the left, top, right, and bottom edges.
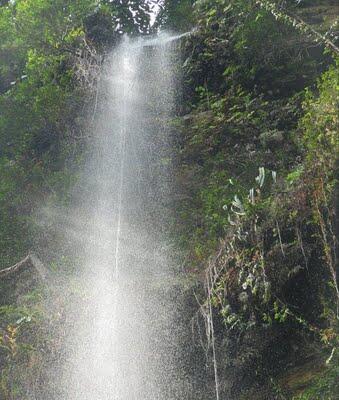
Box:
59, 35, 191, 399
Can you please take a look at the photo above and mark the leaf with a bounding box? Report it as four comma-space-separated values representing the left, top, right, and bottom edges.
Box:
272, 170, 277, 183
228, 214, 237, 226
249, 188, 255, 204
255, 167, 265, 187
231, 195, 245, 216
232, 195, 243, 210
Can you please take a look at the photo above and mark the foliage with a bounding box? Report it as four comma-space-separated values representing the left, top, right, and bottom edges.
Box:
292, 360, 339, 399
301, 58, 339, 171
158, 0, 196, 32
173, 0, 339, 398
0, 0, 338, 398
182, 0, 336, 99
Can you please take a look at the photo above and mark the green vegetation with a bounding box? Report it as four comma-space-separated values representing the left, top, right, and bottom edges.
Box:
0, 0, 338, 398
171, 0, 338, 398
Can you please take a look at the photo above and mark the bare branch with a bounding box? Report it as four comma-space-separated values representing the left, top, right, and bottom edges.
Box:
0, 254, 48, 280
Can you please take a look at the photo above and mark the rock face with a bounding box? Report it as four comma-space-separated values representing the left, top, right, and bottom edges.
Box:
0, 1, 338, 399
172, 1, 338, 398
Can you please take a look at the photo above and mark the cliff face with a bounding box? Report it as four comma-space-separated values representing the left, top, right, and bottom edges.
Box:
172, 1, 338, 398
0, 1, 337, 398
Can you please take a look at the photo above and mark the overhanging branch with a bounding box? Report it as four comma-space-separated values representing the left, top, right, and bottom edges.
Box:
0, 254, 48, 280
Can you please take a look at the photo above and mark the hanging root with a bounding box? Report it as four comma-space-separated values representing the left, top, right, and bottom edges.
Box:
206, 266, 220, 400
192, 248, 224, 400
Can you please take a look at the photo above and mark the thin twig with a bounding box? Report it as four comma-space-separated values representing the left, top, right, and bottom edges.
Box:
276, 219, 285, 258
0, 254, 47, 280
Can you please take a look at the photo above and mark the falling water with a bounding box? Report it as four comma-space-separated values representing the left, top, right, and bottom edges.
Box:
59, 34, 193, 399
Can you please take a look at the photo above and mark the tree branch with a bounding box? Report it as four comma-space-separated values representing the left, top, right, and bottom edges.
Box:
0, 254, 48, 280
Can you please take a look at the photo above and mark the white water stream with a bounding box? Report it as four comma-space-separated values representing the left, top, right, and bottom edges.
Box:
60, 35, 192, 399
